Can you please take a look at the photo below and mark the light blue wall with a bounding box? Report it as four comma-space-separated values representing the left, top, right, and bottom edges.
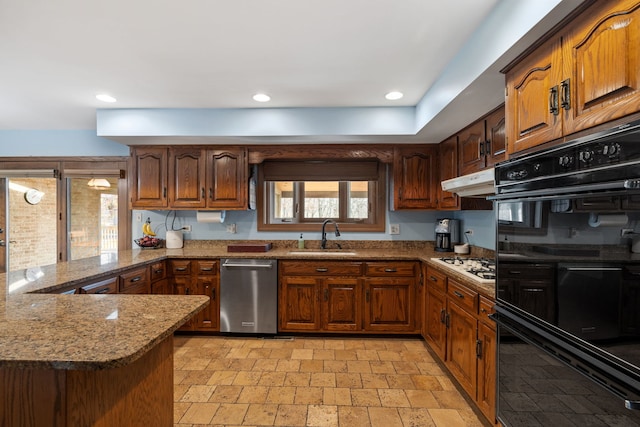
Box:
0, 130, 129, 156
133, 208, 496, 249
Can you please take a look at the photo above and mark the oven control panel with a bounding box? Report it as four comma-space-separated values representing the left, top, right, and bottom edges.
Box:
496, 121, 640, 192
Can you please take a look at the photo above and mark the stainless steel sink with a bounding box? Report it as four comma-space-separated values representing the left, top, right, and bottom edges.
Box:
287, 250, 357, 256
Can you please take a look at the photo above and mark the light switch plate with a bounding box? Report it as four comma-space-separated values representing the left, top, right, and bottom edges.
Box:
389, 224, 400, 235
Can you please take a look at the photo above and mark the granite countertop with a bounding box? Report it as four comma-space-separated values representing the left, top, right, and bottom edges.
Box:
0, 240, 494, 370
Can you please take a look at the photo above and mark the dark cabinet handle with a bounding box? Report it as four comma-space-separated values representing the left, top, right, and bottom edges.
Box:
201, 188, 205, 198
549, 85, 559, 116
209, 188, 213, 199
163, 187, 167, 198
508, 270, 521, 275
186, 288, 190, 295
384, 268, 397, 273
440, 309, 446, 324
316, 268, 329, 273
485, 140, 490, 156
479, 141, 485, 156
130, 276, 142, 283
324, 289, 328, 302
154, 269, 164, 274
561, 78, 571, 110
176, 267, 188, 272
476, 339, 483, 358
200, 267, 213, 272
453, 290, 464, 299
212, 288, 216, 299
96, 288, 110, 294
429, 276, 438, 282
445, 313, 450, 328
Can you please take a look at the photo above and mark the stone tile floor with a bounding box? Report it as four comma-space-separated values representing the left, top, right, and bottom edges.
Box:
173, 335, 486, 427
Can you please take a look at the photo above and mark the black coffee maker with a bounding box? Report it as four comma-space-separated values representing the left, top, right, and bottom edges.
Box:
435, 218, 460, 252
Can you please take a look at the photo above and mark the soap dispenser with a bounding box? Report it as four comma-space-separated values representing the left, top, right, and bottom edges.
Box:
298, 233, 305, 249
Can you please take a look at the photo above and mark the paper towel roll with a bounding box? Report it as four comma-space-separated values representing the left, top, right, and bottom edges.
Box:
588, 213, 628, 227
196, 211, 226, 223
166, 230, 184, 249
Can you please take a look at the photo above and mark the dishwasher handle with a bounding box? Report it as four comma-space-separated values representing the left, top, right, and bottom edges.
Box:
222, 261, 274, 269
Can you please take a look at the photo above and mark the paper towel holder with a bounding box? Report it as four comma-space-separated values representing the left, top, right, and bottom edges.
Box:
196, 210, 226, 223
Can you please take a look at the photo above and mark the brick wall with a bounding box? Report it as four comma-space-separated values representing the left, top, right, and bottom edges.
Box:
9, 178, 57, 271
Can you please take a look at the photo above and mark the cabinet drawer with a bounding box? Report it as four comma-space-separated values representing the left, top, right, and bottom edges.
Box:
478, 296, 495, 323
365, 262, 417, 277
425, 267, 447, 293
170, 260, 192, 275
119, 267, 150, 294
280, 261, 363, 276
80, 277, 118, 294
194, 260, 218, 275
150, 261, 166, 282
448, 279, 477, 313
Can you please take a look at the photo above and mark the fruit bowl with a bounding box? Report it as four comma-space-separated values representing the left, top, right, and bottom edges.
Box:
134, 236, 164, 249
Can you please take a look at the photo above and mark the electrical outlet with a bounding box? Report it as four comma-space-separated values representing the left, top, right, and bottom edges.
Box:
135, 213, 142, 222
465, 229, 474, 236
622, 228, 634, 236
182, 225, 192, 232
389, 224, 400, 235
226, 223, 237, 234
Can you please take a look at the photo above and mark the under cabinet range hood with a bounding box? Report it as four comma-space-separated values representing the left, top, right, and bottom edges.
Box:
441, 168, 495, 197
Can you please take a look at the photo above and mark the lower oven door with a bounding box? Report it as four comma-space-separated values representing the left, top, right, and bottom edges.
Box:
495, 308, 640, 427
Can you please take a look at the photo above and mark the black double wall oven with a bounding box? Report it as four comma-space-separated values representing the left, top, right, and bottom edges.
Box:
491, 122, 640, 426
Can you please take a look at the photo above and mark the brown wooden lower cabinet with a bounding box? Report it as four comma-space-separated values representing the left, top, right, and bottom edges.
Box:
423, 265, 497, 424
279, 260, 419, 334
169, 259, 219, 332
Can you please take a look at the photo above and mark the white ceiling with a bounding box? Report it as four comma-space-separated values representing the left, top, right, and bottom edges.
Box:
0, 0, 584, 144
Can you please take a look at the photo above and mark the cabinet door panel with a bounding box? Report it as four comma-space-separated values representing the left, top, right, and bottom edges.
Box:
131, 148, 168, 208
169, 148, 206, 208
477, 321, 497, 423
323, 278, 361, 331
563, 0, 640, 133
393, 146, 438, 209
485, 108, 506, 168
206, 148, 248, 209
506, 36, 564, 155
438, 136, 459, 210
279, 276, 320, 331
425, 287, 447, 360
194, 275, 219, 331
364, 277, 415, 332
446, 300, 477, 397
458, 121, 486, 176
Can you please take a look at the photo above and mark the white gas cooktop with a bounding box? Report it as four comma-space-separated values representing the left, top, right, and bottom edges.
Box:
430, 257, 496, 284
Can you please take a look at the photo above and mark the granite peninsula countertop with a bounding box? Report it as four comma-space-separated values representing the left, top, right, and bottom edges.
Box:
0, 240, 495, 370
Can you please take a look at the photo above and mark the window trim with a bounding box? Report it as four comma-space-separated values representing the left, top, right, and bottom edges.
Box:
257, 162, 386, 232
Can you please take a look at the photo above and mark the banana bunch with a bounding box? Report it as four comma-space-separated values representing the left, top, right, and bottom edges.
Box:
142, 217, 156, 236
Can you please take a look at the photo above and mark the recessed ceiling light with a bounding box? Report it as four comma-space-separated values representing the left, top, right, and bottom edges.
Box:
252, 93, 271, 102
385, 91, 404, 100
96, 93, 117, 103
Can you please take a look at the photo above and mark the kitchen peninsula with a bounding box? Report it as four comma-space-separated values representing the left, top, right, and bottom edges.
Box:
0, 251, 209, 427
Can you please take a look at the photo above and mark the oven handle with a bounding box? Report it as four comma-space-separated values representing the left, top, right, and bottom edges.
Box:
490, 179, 635, 201
491, 311, 640, 412
562, 267, 622, 272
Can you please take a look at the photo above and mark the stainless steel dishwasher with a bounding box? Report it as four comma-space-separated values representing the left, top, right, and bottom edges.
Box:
220, 259, 278, 334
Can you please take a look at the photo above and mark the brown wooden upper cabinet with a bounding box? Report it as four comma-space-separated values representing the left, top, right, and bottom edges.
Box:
458, 106, 505, 176
131, 146, 248, 210
130, 147, 169, 208
392, 145, 438, 210
437, 135, 459, 210
506, 0, 640, 156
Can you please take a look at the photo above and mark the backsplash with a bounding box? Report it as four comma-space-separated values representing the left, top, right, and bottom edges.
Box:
133, 208, 496, 250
